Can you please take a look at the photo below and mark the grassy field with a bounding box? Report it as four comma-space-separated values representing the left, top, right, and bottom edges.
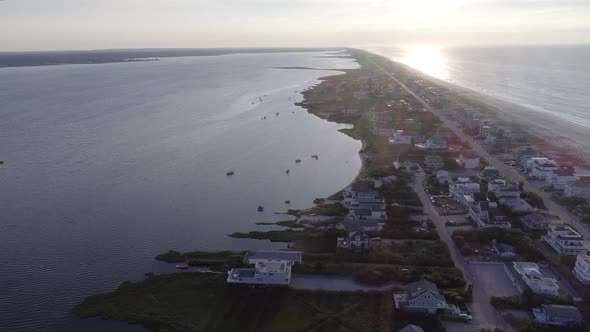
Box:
73, 272, 393, 332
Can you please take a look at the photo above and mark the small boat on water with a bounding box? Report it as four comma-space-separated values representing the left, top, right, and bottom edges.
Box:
312, 155, 319, 160
286, 169, 290, 174
257, 206, 264, 212
175, 263, 190, 270
285, 200, 291, 204
295, 159, 302, 163
276, 112, 280, 116
226, 171, 235, 176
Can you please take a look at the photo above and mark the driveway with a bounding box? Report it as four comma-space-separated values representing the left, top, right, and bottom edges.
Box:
290, 274, 401, 291
470, 262, 519, 297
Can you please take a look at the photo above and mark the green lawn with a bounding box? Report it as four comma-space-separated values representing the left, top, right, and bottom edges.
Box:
73, 273, 393, 332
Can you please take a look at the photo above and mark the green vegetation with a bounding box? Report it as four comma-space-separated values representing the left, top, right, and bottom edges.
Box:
452, 228, 545, 261
551, 193, 588, 209
490, 290, 573, 310
304, 203, 348, 216
229, 227, 345, 242
523, 191, 546, 209
73, 272, 395, 332
255, 220, 305, 228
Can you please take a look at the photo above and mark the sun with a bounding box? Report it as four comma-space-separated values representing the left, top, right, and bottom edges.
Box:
398, 45, 449, 80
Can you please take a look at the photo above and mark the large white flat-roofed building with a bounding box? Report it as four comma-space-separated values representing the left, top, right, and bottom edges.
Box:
573, 253, 590, 285
505, 262, 560, 296
543, 225, 587, 256
227, 251, 302, 286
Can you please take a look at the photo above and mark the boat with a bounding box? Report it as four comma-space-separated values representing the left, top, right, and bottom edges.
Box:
312, 155, 319, 160
226, 171, 235, 176
286, 169, 290, 174
175, 263, 190, 270
257, 206, 264, 212
295, 159, 302, 163
285, 200, 291, 204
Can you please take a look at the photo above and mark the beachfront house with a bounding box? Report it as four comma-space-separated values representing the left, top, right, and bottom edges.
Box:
532, 305, 583, 326
388, 129, 414, 145
573, 253, 590, 285
505, 262, 560, 296
543, 225, 587, 256
394, 278, 447, 314
518, 147, 540, 167
337, 230, 369, 253
527, 158, 559, 180
480, 166, 500, 180
459, 151, 480, 169
227, 251, 302, 286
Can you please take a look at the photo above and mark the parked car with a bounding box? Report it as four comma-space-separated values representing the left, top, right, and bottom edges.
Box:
458, 313, 472, 321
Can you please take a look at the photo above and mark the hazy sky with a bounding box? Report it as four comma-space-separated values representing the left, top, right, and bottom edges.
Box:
1, 0, 589, 51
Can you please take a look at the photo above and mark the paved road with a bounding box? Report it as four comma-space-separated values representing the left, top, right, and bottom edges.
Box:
412, 169, 512, 331
369, 60, 517, 331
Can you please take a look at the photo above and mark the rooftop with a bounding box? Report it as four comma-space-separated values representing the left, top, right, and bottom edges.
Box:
541, 304, 583, 320
245, 250, 302, 263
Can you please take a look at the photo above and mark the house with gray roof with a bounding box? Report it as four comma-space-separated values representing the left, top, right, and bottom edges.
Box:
394, 278, 447, 314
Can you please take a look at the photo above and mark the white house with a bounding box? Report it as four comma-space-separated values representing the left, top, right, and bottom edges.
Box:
543, 225, 587, 256
459, 151, 480, 169
450, 179, 480, 206
505, 262, 560, 296
227, 251, 302, 286
489, 180, 520, 199
394, 279, 447, 314
520, 213, 549, 232
573, 253, 590, 285
388, 130, 414, 145
532, 305, 583, 326
527, 158, 559, 179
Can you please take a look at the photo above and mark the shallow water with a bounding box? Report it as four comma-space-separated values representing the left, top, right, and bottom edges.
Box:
0, 51, 361, 331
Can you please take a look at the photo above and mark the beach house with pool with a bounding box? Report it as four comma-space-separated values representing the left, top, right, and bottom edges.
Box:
227, 251, 302, 286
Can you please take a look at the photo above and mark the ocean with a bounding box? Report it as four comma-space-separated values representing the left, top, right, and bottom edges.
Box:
0, 51, 361, 331
368, 45, 590, 128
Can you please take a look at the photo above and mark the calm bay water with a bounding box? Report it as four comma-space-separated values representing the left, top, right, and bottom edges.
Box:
369, 45, 590, 128
0, 52, 361, 331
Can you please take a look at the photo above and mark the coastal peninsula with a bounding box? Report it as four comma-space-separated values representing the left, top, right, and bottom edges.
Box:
73, 49, 590, 332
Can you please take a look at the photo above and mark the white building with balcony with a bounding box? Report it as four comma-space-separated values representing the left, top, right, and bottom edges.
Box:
227, 251, 302, 286
573, 253, 590, 285
505, 262, 560, 296
543, 225, 587, 256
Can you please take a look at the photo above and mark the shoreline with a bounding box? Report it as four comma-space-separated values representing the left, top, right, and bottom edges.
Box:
387, 57, 590, 162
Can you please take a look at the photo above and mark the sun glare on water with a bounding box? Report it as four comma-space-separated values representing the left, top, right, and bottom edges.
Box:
398, 45, 449, 80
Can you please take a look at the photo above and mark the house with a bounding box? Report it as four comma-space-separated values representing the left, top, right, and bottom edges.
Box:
394, 160, 418, 172
343, 181, 385, 209
485, 132, 512, 149
573, 253, 590, 285
518, 147, 540, 167
527, 158, 559, 179
436, 170, 451, 184
399, 325, 424, 332
520, 213, 549, 232
543, 225, 587, 256
449, 179, 480, 206
459, 151, 480, 169
469, 201, 511, 229
505, 262, 560, 296
337, 230, 369, 253
416, 138, 448, 150
346, 206, 386, 221
532, 305, 583, 326
480, 166, 500, 180
546, 168, 577, 190
564, 177, 590, 200
388, 130, 414, 145
227, 251, 302, 286
489, 180, 520, 199
424, 155, 444, 171
479, 125, 492, 138
492, 242, 516, 260
394, 278, 447, 314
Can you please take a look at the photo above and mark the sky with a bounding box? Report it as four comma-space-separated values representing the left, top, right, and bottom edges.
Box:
0, 0, 589, 51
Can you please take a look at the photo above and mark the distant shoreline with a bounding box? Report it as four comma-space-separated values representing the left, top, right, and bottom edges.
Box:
0, 47, 340, 68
